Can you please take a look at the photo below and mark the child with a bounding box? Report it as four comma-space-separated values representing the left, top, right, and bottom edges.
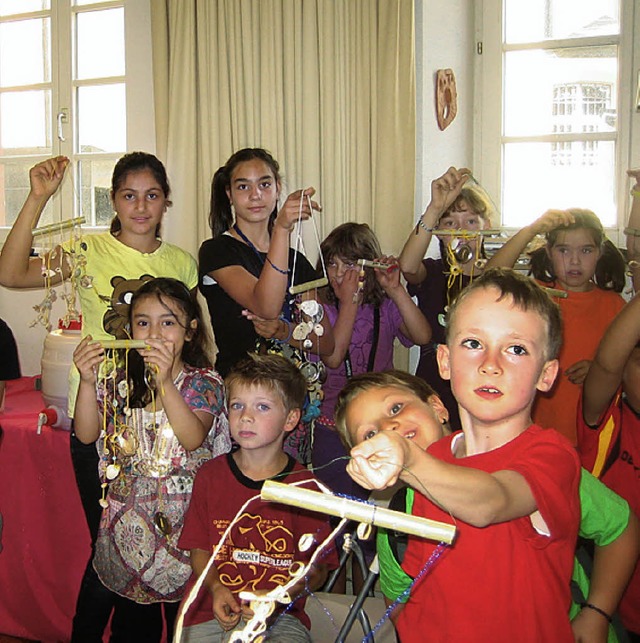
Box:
335, 370, 639, 642
346, 268, 581, 642
311, 222, 431, 499
0, 153, 199, 544
198, 147, 333, 378
178, 354, 337, 642
399, 166, 493, 428
579, 284, 640, 640
486, 208, 626, 444
71, 278, 230, 641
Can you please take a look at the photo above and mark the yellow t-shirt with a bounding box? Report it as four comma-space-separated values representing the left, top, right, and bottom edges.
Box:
62, 232, 198, 416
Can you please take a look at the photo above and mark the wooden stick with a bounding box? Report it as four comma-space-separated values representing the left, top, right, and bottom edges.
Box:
357, 259, 393, 271
94, 339, 149, 349
32, 216, 86, 238
432, 228, 501, 237
261, 480, 456, 544
543, 287, 568, 299
288, 277, 329, 295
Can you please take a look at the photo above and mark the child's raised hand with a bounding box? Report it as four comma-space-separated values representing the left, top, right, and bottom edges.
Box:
212, 585, 242, 631
427, 166, 471, 217
29, 156, 69, 199
565, 359, 591, 386
530, 209, 575, 236
72, 336, 104, 384
374, 255, 401, 292
275, 187, 322, 232
347, 430, 410, 490
139, 338, 175, 387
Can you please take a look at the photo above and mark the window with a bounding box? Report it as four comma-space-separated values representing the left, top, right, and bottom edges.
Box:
477, 0, 636, 233
0, 0, 154, 232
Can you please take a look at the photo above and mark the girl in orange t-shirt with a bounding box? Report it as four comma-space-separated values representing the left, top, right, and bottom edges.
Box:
486, 209, 626, 443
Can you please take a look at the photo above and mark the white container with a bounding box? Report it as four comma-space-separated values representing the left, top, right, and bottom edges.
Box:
41, 318, 82, 429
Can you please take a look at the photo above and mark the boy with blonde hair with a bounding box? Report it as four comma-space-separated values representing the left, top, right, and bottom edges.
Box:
347, 268, 581, 642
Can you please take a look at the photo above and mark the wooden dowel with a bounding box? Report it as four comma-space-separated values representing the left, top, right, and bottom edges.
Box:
261, 480, 456, 544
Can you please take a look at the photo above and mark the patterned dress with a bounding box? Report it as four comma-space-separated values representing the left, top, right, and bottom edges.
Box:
92, 365, 230, 603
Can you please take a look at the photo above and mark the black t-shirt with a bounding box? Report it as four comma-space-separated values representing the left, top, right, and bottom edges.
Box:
198, 234, 317, 376
0, 318, 21, 381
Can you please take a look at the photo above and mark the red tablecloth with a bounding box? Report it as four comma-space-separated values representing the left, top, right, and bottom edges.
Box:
0, 377, 91, 642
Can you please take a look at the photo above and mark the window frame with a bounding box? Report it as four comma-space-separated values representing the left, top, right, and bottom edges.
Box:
0, 0, 155, 240
474, 0, 638, 246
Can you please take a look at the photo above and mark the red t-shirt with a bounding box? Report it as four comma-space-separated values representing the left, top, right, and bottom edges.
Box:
178, 453, 337, 629
577, 390, 640, 634
398, 426, 581, 643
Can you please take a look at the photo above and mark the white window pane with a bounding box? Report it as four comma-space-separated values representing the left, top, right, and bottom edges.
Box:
0, 160, 53, 226
503, 142, 616, 227
78, 158, 116, 226
505, 0, 620, 44
77, 84, 126, 153
0, 1, 49, 17
76, 8, 124, 80
0, 18, 51, 87
504, 47, 617, 137
0, 90, 51, 151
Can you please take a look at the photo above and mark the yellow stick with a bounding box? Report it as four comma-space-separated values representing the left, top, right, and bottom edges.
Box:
32, 216, 86, 238
261, 480, 456, 544
288, 277, 329, 295
94, 339, 149, 349
357, 259, 393, 271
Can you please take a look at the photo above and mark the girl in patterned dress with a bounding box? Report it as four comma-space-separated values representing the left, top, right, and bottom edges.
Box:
71, 277, 230, 641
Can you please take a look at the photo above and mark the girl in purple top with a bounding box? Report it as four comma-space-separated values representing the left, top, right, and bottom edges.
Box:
312, 223, 431, 499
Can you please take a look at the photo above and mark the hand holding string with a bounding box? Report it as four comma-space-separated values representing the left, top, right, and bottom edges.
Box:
427, 166, 471, 220
140, 338, 175, 389
347, 430, 414, 490
29, 156, 69, 201
274, 187, 321, 232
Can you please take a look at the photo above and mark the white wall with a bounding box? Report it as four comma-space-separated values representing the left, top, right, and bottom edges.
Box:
414, 0, 475, 220
410, 0, 475, 371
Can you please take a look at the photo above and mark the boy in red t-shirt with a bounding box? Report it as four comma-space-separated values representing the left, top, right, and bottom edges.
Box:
347, 268, 581, 642
178, 354, 337, 642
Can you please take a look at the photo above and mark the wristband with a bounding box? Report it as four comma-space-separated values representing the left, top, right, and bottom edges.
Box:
415, 217, 434, 235
274, 319, 293, 344
265, 256, 290, 275
580, 602, 612, 623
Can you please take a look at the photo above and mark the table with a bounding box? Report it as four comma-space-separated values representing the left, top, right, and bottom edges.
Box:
0, 377, 90, 642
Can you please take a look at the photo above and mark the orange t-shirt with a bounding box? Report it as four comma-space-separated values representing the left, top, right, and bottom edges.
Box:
532, 283, 625, 444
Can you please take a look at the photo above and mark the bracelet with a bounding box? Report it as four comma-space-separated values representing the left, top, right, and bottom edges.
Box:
415, 217, 434, 235
265, 256, 290, 275
274, 318, 293, 344
624, 227, 640, 237
580, 602, 612, 623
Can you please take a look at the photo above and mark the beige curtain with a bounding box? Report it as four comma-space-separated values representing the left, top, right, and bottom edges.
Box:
150, 0, 415, 262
